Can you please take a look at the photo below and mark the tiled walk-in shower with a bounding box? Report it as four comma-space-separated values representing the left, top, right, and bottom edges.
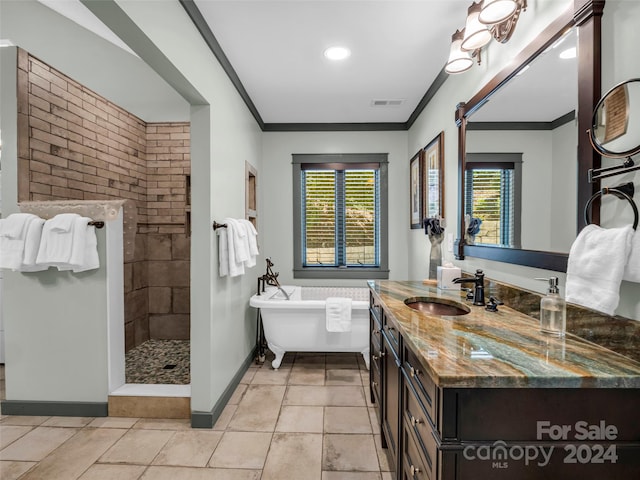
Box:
0, 352, 393, 479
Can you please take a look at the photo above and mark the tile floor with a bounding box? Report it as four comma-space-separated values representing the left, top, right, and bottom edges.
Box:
0, 353, 394, 479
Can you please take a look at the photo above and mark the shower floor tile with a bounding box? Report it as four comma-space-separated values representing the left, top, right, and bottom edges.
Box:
125, 339, 190, 384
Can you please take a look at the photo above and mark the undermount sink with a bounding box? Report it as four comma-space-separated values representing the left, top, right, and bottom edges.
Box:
404, 296, 470, 316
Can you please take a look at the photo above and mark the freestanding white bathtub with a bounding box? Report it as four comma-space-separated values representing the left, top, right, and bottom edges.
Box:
249, 285, 370, 369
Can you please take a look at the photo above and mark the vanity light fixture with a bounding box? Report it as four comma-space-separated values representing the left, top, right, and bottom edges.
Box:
461, 2, 492, 52
478, 0, 518, 25
445, 0, 527, 74
445, 30, 474, 74
324, 46, 351, 61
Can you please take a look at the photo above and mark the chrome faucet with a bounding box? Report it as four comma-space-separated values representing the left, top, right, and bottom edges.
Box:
452, 269, 486, 306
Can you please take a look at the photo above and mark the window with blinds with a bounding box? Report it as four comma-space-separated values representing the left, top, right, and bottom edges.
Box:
302, 166, 379, 267
465, 164, 515, 247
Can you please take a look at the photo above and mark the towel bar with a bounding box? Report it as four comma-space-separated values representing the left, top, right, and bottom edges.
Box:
212, 221, 228, 230
88, 221, 104, 229
584, 183, 639, 230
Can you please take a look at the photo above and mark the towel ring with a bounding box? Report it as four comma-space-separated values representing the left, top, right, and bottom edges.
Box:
584, 187, 639, 230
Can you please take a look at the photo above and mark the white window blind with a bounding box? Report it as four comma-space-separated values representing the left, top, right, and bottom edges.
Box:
465, 166, 515, 246
302, 166, 379, 267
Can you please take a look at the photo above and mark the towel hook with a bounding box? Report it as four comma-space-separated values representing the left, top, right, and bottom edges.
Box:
584, 184, 639, 230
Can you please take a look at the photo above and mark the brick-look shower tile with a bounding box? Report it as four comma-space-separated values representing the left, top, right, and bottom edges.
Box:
149, 287, 172, 313
147, 261, 190, 287
149, 314, 190, 340
147, 235, 172, 260
173, 288, 190, 314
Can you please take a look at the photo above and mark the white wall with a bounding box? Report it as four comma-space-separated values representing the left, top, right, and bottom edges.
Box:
261, 131, 409, 285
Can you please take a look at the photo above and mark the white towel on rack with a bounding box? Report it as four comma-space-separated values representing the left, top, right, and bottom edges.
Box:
0, 214, 41, 270
20, 217, 47, 272
47, 213, 77, 233
36, 214, 99, 272
67, 217, 99, 272
0, 213, 36, 239
217, 227, 230, 277
566, 224, 634, 315
225, 218, 245, 277
326, 297, 352, 332
623, 230, 640, 283
239, 219, 258, 267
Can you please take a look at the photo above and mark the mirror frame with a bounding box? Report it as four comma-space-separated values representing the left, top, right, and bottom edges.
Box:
455, 0, 605, 272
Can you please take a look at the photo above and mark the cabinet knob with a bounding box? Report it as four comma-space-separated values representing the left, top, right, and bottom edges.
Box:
409, 364, 419, 378
410, 415, 422, 426
372, 381, 378, 387
372, 329, 380, 335
372, 355, 379, 361
410, 465, 421, 476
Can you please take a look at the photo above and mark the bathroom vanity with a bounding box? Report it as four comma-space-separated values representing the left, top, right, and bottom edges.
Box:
368, 280, 640, 480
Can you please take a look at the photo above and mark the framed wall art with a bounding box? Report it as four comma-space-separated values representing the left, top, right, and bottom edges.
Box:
409, 150, 423, 229
423, 132, 445, 220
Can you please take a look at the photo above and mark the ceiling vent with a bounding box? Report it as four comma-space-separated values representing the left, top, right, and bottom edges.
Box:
371, 99, 404, 107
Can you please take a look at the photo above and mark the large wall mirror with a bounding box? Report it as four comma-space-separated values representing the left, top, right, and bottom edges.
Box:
455, 0, 605, 272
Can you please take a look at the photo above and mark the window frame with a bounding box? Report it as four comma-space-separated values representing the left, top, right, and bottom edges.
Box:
292, 153, 389, 279
465, 152, 523, 249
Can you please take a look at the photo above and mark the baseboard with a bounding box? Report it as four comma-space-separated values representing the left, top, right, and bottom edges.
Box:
191, 346, 257, 428
0, 400, 108, 417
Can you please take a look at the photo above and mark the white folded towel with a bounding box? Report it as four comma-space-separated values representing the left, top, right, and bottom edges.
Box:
326, 297, 352, 332
239, 219, 259, 268
566, 224, 634, 315
36, 214, 79, 268
36, 214, 99, 272
224, 218, 245, 277
47, 213, 77, 233
68, 217, 99, 272
0, 214, 41, 270
217, 227, 230, 277
20, 217, 47, 272
623, 230, 640, 283
0, 213, 36, 238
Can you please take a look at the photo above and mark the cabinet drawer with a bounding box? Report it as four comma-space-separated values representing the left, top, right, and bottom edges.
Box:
403, 347, 437, 425
370, 353, 382, 404
403, 418, 433, 480
371, 325, 382, 353
383, 317, 401, 356
404, 378, 438, 476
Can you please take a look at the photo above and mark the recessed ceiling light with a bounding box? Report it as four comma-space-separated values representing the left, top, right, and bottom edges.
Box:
324, 46, 351, 61
559, 47, 577, 59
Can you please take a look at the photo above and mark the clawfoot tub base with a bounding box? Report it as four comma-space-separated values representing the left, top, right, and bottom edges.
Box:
268, 343, 286, 370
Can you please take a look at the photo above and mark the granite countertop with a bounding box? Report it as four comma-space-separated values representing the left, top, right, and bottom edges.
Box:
368, 280, 640, 389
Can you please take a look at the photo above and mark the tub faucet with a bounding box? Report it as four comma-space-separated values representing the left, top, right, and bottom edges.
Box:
260, 258, 290, 300
452, 269, 485, 306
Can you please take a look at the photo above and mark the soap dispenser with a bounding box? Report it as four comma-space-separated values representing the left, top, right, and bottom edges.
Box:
536, 277, 566, 337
